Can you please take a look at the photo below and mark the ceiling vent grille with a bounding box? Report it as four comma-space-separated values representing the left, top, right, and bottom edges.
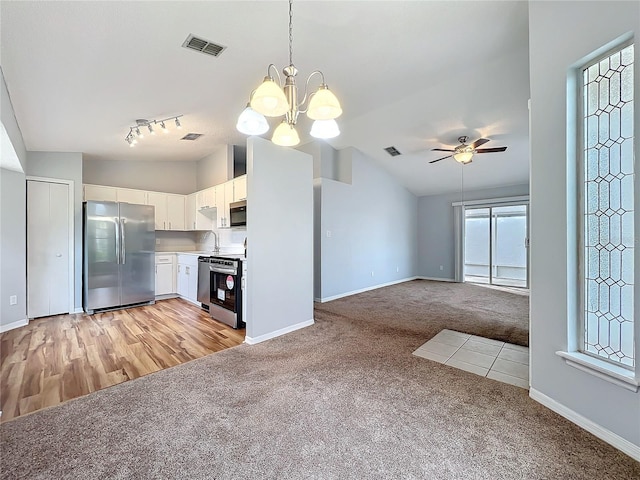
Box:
181, 133, 203, 141
384, 146, 402, 157
182, 34, 226, 57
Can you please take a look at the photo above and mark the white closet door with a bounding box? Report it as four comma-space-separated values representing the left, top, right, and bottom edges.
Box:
27, 180, 70, 318
48, 183, 70, 315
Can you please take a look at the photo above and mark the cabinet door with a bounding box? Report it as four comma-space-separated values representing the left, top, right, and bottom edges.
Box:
176, 263, 189, 297
84, 184, 117, 202
186, 264, 198, 302
147, 192, 168, 230
167, 195, 185, 230
233, 175, 247, 201
116, 188, 146, 204
216, 183, 235, 228
186, 193, 196, 231
155, 263, 174, 295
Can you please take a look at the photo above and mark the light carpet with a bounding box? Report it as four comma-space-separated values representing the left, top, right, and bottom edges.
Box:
1, 280, 638, 479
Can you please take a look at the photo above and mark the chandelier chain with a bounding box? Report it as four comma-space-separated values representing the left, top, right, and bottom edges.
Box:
289, 0, 293, 66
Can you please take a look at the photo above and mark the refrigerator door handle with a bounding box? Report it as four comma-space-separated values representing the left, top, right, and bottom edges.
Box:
114, 217, 121, 265
120, 218, 126, 264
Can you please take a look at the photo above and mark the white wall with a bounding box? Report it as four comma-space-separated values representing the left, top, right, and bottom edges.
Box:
83, 158, 197, 194
0, 169, 27, 330
0, 70, 28, 330
529, 0, 639, 454
1, 69, 27, 171
196, 145, 231, 190
27, 152, 83, 311
417, 183, 529, 280
317, 147, 418, 301
245, 137, 313, 343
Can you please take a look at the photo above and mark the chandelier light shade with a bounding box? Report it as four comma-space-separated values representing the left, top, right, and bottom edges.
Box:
125, 115, 183, 147
453, 151, 474, 164
237, 0, 342, 147
310, 119, 340, 139
236, 104, 270, 135
272, 121, 301, 147
307, 85, 342, 120
251, 77, 289, 117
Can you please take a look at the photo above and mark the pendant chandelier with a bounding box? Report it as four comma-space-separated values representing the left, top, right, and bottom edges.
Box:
236, 0, 342, 147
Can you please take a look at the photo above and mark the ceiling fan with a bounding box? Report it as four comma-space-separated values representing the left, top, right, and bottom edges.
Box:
429, 136, 507, 164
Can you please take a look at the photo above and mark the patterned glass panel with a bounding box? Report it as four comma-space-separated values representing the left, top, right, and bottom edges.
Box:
583, 44, 635, 368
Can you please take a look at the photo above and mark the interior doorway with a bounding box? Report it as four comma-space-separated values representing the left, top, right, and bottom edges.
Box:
464, 204, 528, 288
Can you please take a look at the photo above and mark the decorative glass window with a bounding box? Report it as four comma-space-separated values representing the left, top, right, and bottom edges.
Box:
582, 43, 635, 368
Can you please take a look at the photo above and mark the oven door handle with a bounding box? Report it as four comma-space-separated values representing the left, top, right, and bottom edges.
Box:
209, 267, 237, 275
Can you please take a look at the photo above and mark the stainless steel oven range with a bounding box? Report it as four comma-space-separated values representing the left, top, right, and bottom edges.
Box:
197, 256, 244, 329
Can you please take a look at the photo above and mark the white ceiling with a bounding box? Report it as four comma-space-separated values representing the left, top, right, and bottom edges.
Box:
0, 1, 530, 196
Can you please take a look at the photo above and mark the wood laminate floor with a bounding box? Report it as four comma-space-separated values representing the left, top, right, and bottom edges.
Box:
0, 298, 245, 422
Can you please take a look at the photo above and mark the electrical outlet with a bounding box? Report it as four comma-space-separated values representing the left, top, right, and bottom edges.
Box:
371, 271, 375, 277
326, 230, 332, 238
396, 266, 399, 273
9, 295, 17, 305
439, 265, 443, 271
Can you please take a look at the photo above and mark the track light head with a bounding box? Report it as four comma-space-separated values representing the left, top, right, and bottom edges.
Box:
135, 127, 143, 139
175, 117, 182, 129
161, 121, 168, 133
148, 124, 155, 135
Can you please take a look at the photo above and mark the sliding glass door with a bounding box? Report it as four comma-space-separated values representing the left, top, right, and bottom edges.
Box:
464, 204, 528, 287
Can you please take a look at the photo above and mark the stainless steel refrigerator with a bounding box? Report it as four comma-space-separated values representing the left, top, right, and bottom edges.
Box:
83, 201, 155, 313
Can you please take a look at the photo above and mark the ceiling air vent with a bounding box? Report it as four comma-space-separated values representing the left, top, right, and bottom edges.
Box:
384, 146, 402, 157
181, 133, 203, 141
182, 34, 226, 57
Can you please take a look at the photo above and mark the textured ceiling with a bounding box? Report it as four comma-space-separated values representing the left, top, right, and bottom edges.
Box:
0, 1, 530, 196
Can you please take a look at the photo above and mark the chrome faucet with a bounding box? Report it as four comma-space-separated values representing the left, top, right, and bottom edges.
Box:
211, 231, 220, 254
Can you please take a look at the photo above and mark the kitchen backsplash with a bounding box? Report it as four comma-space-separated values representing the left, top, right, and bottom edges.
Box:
198, 229, 247, 254
155, 231, 198, 252
155, 229, 247, 253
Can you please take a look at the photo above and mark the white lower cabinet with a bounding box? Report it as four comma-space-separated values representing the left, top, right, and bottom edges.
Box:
155, 254, 175, 296
176, 255, 199, 303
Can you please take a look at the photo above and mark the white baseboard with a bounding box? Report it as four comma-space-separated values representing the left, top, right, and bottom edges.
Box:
417, 276, 456, 282
244, 318, 314, 345
315, 277, 420, 303
529, 388, 640, 462
0, 318, 28, 333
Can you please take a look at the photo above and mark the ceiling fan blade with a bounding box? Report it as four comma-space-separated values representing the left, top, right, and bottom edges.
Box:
475, 147, 508, 153
429, 155, 452, 164
431, 148, 455, 152
470, 138, 490, 149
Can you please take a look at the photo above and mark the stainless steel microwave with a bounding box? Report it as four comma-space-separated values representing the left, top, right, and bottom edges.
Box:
229, 200, 247, 227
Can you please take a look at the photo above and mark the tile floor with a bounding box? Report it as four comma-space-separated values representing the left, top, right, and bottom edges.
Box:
413, 329, 529, 389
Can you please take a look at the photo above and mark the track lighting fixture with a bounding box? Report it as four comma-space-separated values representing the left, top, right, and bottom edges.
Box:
237, 0, 342, 147
124, 115, 183, 147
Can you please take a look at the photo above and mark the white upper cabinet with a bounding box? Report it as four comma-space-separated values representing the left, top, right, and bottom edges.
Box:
116, 188, 146, 204
146, 192, 168, 230
216, 182, 235, 228
84, 184, 117, 202
233, 175, 247, 202
167, 194, 185, 231
186, 193, 196, 231
147, 192, 185, 231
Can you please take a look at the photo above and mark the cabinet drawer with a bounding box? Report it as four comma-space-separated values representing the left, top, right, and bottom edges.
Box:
155, 255, 174, 264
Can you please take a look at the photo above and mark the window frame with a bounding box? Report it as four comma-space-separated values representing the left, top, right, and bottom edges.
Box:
557, 36, 639, 392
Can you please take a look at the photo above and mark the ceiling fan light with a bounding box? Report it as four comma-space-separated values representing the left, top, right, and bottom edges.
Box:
307, 85, 342, 120
272, 122, 300, 147
251, 77, 289, 117
310, 119, 340, 139
236, 105, 269, 135
454, 152, 473, 164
